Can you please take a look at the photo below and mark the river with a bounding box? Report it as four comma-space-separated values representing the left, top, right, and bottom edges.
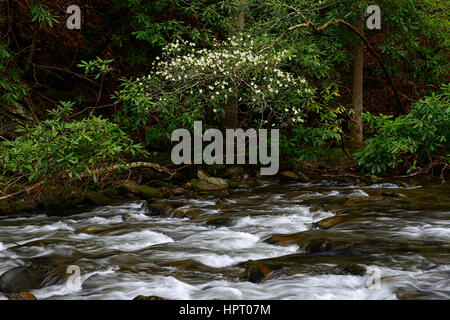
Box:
0, 179, 449, 299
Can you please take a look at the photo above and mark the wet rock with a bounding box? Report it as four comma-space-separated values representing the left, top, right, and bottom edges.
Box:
314, 216, 347, 229
133, 295, 168, 300
279, 171, 299, 181
202, 215, 232, 227
172, 208, 203, 219
122, 213, 139, 222
328, 263, 366, 276
244, 260, 272, 283
85, 190, 115, 206
0, 264, 69, 294
191, 170, 228, 191
146, 203, 178, 216
138, 185, 163, 199
9, 292, 38, 300
302, 238, 334, 253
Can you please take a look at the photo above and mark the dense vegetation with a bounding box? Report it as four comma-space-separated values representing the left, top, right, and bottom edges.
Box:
0, 0, 448, 200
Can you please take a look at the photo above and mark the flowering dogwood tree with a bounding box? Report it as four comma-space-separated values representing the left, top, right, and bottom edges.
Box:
118, 36, 319, 143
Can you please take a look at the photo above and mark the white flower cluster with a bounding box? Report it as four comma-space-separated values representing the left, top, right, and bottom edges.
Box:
135, 36, 315, 125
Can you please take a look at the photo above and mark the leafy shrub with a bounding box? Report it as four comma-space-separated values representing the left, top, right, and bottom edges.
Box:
355, 85, 450, 174
0, 102, 148, 182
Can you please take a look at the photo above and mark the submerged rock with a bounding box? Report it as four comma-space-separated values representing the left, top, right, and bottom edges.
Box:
328, 263, 367, 276
9, 292, 38, 300
0, 264, 69, 294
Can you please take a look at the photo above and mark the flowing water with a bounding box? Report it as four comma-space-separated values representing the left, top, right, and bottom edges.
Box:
0, 179, 449, 300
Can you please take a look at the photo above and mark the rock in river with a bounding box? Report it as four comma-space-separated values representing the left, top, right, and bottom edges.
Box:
191, 170, 228, 191
0, 264, 69, 294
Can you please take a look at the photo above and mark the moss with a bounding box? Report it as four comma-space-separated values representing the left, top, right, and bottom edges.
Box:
13, 200, 31, 212
85, 190, 114, 206
138, 185, 163, 199
0, 200, 13, 215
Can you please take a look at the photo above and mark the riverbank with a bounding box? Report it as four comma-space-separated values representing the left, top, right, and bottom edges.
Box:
0, 147, 447, 216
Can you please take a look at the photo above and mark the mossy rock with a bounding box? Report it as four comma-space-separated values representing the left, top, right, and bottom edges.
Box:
0, 200, 13, 215
138, 185, 163, 199
85, 190, 115, 206
13, 200, 32, 212
118, 180, 140, 194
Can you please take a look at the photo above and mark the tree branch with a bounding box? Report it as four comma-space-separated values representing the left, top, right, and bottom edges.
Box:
258, 19, 407, 114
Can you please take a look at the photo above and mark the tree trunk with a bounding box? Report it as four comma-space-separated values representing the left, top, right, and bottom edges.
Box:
222, 0, 246, 129
350, 15, 364, 149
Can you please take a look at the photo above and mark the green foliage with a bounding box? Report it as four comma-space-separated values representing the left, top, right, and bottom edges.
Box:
355, 85, 450, 175
78, 58, 115, 79
30, 1, 59, 28
280, 105, 346, 161
113, 0, 236, 47
0, 45, 29, 106
0, 102, 148, 182
378, 0, 449, 86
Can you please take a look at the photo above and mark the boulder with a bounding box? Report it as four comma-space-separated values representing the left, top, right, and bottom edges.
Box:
0, 264, 68, 294
279, 171, 299, 181
191, 170, 228, 191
